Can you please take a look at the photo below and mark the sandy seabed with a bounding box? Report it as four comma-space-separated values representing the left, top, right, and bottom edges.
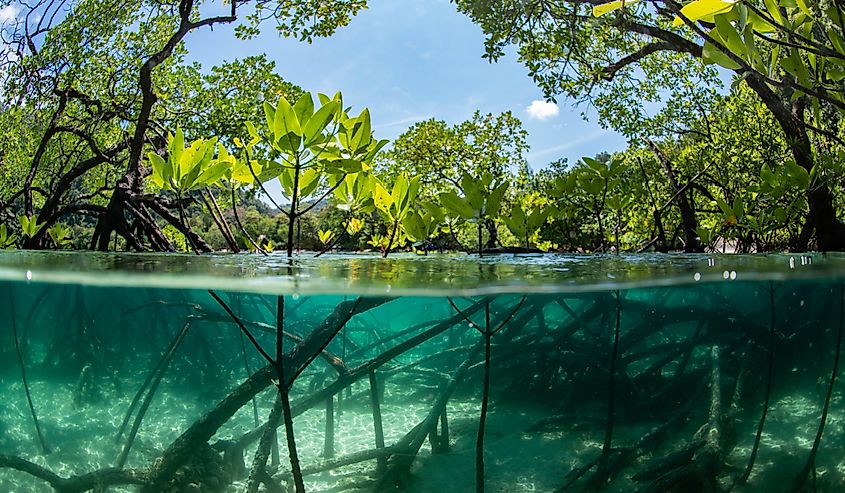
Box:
1, 373, 845, 492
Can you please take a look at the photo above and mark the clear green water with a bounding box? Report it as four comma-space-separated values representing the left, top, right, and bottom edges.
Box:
0, 252, 843, 492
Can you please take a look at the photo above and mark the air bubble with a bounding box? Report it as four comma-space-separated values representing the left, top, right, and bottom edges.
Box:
723, 270, 730, 279
694, 272, 701, 281
730, 271, 737, 280
25, 270, 32, 281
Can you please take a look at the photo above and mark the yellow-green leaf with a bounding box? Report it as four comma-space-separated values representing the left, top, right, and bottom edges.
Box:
764, 0, 783, 24
318, 229, 335, 245
374, 182, 394, 215
672, 0, 735, 27
592, 0, 642, 17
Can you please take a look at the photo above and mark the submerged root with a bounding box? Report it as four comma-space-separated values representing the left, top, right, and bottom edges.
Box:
143, 443, 230, 493
634, 346, 728, 493
0, 454, 147, 493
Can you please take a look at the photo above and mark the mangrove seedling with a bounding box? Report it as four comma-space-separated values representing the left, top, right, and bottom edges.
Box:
247, 92, 387, 257
438, 172, 508, 256
373, 173, 421, 257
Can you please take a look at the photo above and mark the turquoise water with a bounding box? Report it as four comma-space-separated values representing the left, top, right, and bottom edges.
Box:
0, 252, 843, 492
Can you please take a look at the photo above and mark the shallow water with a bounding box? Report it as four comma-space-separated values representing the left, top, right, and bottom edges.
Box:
0, 252, 843, 492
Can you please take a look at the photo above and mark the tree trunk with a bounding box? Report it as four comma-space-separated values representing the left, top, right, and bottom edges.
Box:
745, 77, 845, 251
645, 139, 702, 252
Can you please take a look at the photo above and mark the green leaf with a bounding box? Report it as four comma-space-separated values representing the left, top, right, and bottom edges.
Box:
231, 159, 260, 185
764, 0, 783, 23
350, 108, 372, 151
747, 9, 776, 33
527, 207, 548, 230
274, 131, 302, 154
714, 14, 746, 60
19, 215, 44, 238
781, 48, 812, 86
327, 158, 364, 174
303, 100, 337, 146
0, 224, 17, 249
402, 211, 427, 241
148, 152, 168, 189
406, 176, 421, 210
279, 167, 295, 197
715, 197, 733, 216
503, 204, 527, 238
274, 94, 302, 140
293, 93, 315, 127
196, 161, 230, 188
732, 196, 744, 219
364, 139, 390, 164
439, 191, 474, 220
318, 229, 335, 245
170, 128, 185, 172
299, 168, 322, 198
760, 164, 777, 187
246, 121, 260, 140
702, 39, 742, 69
422, 201, 445, 222
263, 102, 276, 133
461, 174, 485, 212
392, 174, 410, 211
785, 161, 811, 189
829, 29, 845, 56
486, 181, 509, 217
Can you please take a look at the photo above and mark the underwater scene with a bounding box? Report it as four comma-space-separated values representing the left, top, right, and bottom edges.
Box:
1, 253, 845, 492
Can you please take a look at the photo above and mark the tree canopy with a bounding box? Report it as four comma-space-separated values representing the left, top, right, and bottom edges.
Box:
0, 0, 844, 255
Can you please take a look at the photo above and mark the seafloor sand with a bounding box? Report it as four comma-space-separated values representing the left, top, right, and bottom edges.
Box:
1, 371, 844, 492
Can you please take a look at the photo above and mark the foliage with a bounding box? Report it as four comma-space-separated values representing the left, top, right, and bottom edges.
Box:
439, 172, 509, 254
242, 90, 387, 255
0, 0, 372, 251
148, 129, 230, 195
372, 174, 422, 255
47, 223, 74, 249
0, 224, 17, 249
502, 203, 548, 249
379, 112, 530, 197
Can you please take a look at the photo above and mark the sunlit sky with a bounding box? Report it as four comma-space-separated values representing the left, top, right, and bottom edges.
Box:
185, 0, 629, 171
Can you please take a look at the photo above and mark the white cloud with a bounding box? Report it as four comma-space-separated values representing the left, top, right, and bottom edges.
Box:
0, 4, 19, 23
526, 100, 560, 120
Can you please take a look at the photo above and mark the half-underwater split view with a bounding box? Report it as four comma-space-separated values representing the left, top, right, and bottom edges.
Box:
0, 253, 843, 492
4, 0, 845, 491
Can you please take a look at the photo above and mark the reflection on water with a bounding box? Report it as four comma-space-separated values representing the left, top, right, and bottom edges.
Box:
0, 250, 834, 296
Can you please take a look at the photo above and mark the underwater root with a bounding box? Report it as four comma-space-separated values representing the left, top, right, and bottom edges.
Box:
0, 454, 147, 493
555, 344, 723, 493
633, 346, 727, 493
376, 340, 484, 490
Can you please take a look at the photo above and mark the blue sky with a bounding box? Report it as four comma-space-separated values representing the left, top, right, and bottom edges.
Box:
185, 0, 629, 171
